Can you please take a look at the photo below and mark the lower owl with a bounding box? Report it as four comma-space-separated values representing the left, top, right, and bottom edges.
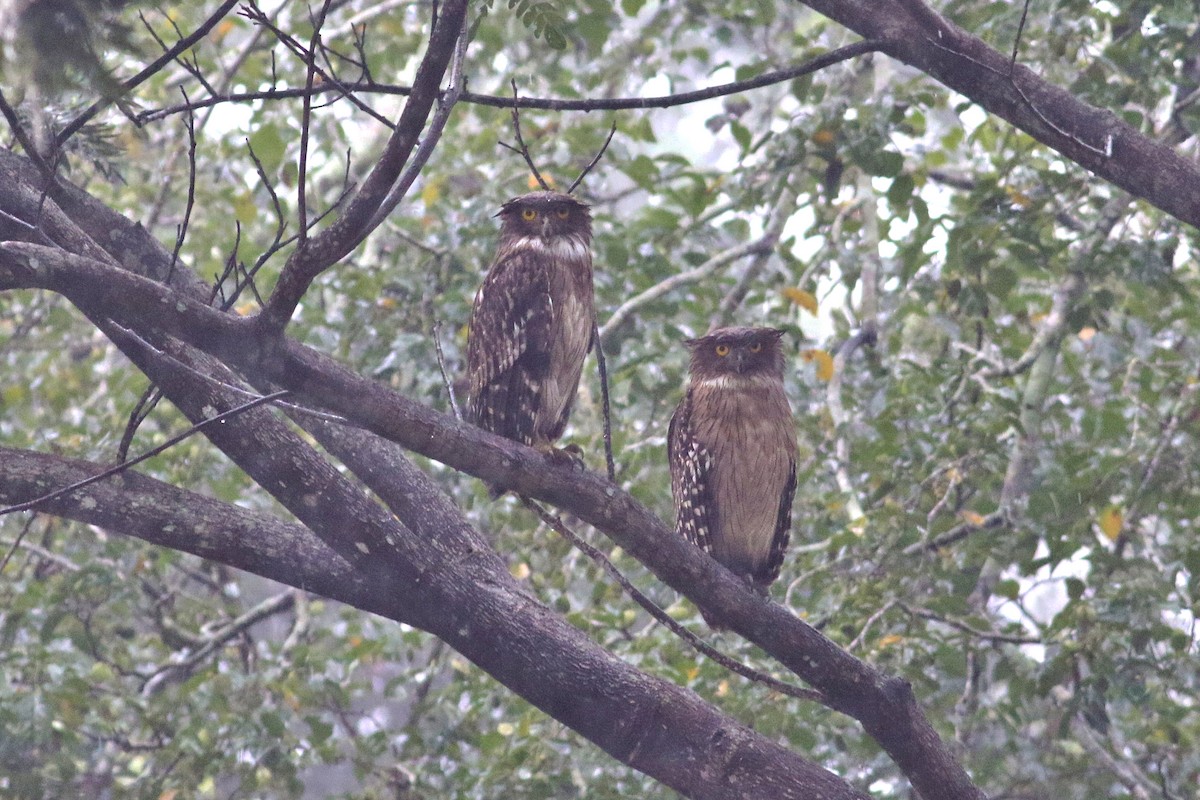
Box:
668, 326, 798, 620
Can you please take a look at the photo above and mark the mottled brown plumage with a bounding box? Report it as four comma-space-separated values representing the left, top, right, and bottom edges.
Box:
668, 327, 798, 604
466, 191, 594, 458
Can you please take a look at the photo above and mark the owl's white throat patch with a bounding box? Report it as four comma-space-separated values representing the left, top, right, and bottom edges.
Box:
692, 373, 779, 391
513, 235, 591, 262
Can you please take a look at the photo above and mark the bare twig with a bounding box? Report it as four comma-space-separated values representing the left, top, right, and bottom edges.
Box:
57, 0, 244, 145
137, 40, 886, 123
116, 385, 165, 464
599, 237, 776, 342
1070, 716, 1157, 800
521, 498, 830, 706
141, 591, 297, 696
500, 80, 551, 190
898, 602, 1041, 645
0, 516, 38, 576
0, 391, 291, 518
0, 89, 52, 175
297, 2, 334, 242
826, 330, 873, 525
167, 90, 199, 282
1008, 0, 1033, 74
592, 321, 616, 481
568, 121, 618, 194
258, 0, 469, 331
238, 3, 393, 128
432, 320, 462, 421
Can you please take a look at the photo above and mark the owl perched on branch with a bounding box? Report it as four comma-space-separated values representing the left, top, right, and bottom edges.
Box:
466, 191, 595, 468
668, 327, 798, 619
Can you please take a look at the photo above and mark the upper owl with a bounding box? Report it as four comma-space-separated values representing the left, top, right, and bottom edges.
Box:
466, 191, 596, 464
684, 326, 788, 383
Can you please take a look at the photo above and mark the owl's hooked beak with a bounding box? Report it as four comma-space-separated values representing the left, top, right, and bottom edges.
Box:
732, 351, 749, 373
540, 215, 553, 238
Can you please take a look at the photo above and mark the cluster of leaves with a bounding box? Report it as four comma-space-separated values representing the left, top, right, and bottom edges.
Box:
2, 0, 1199, 798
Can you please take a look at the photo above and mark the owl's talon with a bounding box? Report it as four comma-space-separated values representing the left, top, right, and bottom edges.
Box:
540, 443, 586, 471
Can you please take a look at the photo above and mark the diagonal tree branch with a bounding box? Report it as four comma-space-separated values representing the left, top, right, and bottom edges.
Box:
259, 0, 469, 331
797, 0, 1200, 231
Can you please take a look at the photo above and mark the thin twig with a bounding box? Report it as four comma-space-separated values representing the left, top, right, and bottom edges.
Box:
141, 591, 296, 696
433, 320, 462, 421
898, 602, 1041, 645
1008, 0, 1033, 75
57, 0, 244, 145
136, 40, 886, 123
568, 121, 618, 194
501, 80, 551, 190
167, 89, 199, 283
0, 516, 39, 577
297, 1, 335, 243
592, 321, 616, 481
0, 391, 291, 518
599, 237, 775, 341
116, 385, 165, 464
521, 498, 830, 706
0, 89, 52, 174
238, 2, 393, 128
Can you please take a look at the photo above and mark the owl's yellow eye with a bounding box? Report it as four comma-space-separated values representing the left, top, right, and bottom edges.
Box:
749, 342, 763, 353
521, 208, 538, 221
555, 208, 570, 219
715, 344, 730, 357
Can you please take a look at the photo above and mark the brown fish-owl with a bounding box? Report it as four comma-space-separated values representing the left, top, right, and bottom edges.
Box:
668, 327, 798, 611
466, 191, 594, 459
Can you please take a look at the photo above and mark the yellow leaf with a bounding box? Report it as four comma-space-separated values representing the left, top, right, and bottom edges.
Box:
232, 192, 257, 226
1098, 505, 1123, 541
377, 296, 399, 311
497, 722, 515, 736
510, 562, 530, 580
811, 128, 836, 146
877, 634, 904, 649
421, 177, 443, 207
685, 665, 700, 682
528, 173, 556, 190
212, 20, 235, 42
782, 287, 818, 315
801, 349, 834, 381
715, 679, 730, 697
158, 790, 180, 800
960, 510, 986, 526
1005, 185, 1032, 208
1077, 326, 1097, 343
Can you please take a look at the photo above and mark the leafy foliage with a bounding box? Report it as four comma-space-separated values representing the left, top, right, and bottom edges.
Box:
2, 1, 1200, 798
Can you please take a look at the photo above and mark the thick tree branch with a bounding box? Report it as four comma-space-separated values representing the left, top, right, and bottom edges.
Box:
798, 0, 1200, 230
0, 440, 862, 800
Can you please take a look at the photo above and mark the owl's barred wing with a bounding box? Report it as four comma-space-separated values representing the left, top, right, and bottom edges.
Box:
758, 458, 796, 588
466, 251, 553, 444
668, 390, 716, 555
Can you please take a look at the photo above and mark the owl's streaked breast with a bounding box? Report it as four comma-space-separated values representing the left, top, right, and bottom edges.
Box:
690, 380, 796, 577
